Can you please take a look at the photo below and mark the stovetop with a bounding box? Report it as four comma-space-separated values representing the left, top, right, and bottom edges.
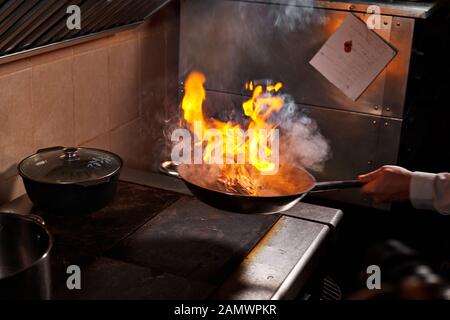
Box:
31, 182, 280, 299
1, 169, 344, 300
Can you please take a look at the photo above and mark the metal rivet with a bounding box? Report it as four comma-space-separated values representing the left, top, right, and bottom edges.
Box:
373, 120, 377, 125
368, 160, 373, 165
386, 107, 391, 111
374, 105, 379, 110
385, 122, 389, 126
384, 21, 388, 26
396, 22, 401, 27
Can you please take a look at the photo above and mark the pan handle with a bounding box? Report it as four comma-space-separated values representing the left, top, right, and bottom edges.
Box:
160, 161, 181, 178
312, 180, 364, 192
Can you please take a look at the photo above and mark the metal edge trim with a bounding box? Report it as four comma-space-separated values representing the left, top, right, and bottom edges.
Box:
143, 0, 174, 20
226, 0, 438, 19
283, 209, 343, 229
271, 225, 329, 300
0, 22, 142, 66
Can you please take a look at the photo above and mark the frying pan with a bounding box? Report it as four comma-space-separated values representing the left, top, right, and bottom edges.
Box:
160, 161, 363, 214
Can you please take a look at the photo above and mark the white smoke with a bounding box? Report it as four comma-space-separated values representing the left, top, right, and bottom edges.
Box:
260, 90, 331, 172
239, 0, 328, 31
272, 0, 327, 30
279, 108, 331, 172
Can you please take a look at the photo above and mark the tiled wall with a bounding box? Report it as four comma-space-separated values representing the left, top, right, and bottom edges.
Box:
0, 3, 179, 204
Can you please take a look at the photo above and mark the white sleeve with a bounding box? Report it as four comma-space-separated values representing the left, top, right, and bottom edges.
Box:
410, 172, 450, 215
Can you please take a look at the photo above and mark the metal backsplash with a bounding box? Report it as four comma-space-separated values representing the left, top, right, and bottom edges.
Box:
179, 0, 415, 119
0, 0, 171, 64
179, 0, 417, 207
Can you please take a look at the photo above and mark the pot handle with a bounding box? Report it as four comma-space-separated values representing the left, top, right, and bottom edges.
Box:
160, 161, 181, 178
312, 180, 364, 192
21, 214, 46, 226
37, 146, 64, 153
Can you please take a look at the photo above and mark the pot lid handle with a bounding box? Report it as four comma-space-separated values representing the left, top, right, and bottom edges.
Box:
21, 214, 46, 226
160, 161, 181, 178
61, 147, 80, 161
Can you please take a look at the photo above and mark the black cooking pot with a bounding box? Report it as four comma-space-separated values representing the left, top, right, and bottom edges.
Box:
0, 213, 52, 300
18, 146, 123, 214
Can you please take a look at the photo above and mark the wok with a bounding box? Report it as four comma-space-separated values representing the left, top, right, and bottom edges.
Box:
160, 161, 363, 214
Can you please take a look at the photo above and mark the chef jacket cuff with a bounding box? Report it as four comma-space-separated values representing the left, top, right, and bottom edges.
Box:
410, 171, 436, 210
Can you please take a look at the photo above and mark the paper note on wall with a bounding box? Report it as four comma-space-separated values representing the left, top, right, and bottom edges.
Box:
309, 14, 397, 101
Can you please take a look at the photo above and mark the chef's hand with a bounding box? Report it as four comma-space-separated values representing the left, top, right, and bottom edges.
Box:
358, 165, 412, 203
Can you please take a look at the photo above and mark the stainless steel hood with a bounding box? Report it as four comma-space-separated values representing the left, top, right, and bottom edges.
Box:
0, 0, 172, 64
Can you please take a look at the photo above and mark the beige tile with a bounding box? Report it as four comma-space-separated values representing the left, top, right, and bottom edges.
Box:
108, 39, 140, 129
80, 132, 111, 151
72, 36, 114, 55
33, 58, 75, 149
162, 1, 180, 35
140, 87, 174, 172
30, 46, 73, 67
0, 58, 32, 77
138, 1, 179, 38
141, 87, 167, 119
73, 49, 109, 145
140, 31, 166, 107
110, 29, 138, 44
0, 175, 26, 205
164, 26, 180, 115
0, 70, 34, 179
138, 15, 165, 39
140, 120, 172, 172
110, 119, 143, 170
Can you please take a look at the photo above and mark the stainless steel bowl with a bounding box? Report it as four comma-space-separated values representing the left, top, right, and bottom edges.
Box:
0, 213, 52, 300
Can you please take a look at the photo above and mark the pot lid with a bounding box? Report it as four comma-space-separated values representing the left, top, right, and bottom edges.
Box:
19, 147, 122, 184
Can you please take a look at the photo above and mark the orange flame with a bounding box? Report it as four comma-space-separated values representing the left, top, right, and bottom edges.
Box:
180, 71, 285, 194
